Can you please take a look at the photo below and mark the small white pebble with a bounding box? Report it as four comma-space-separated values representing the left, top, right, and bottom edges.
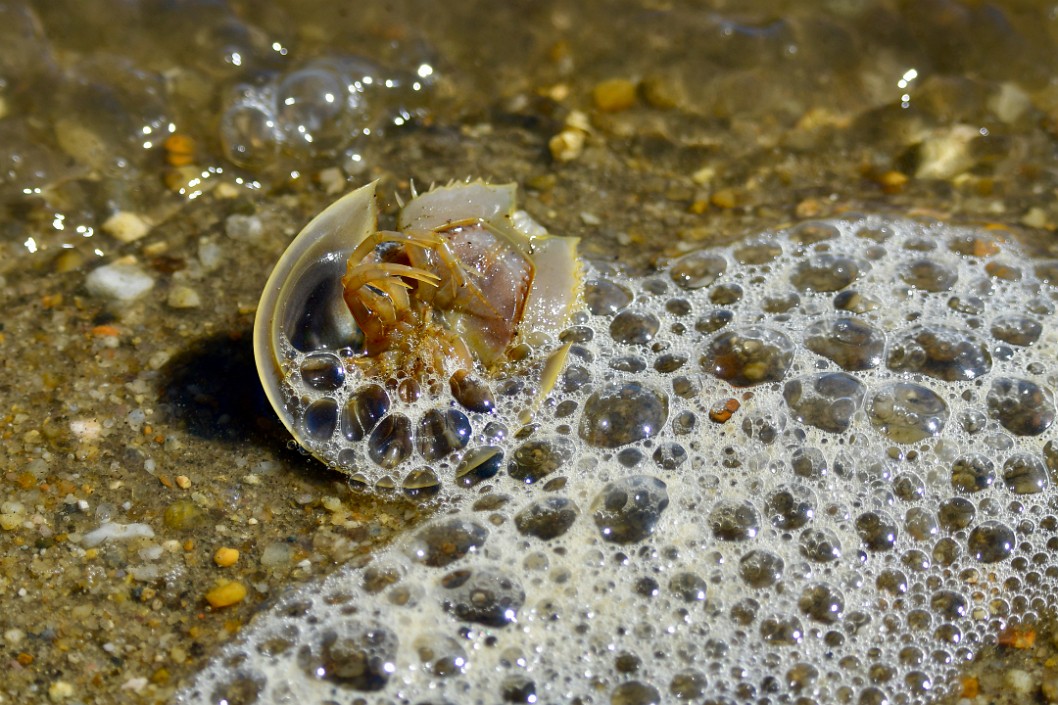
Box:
102, 211, 152, 243
317, 167, 347, 194
3, 628, 25, 644
85, 260, 155, 303
69, 419, 102, 442
225, 213, 263, 241
198, 239, 223, 271
580, 211, 602, 226
1005, 668, 1036, 695
81, 521, 156, 548
48, 681, 75, 702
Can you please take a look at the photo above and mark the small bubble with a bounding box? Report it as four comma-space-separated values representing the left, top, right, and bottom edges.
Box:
886, 325, 991, 381
783, 372, 866, 433
302, 398, 338, 441
591, 475, 669, 544
790, 254, 862, 292
702, 326, 795, 387
579, 382, 668, 448
367, 414, 413, 468
868, 382, 948, 443
299, 352, 345, 391
804, 317, 885, 371
514, 496, 579, 540
417, 408, 471, 461
900, 259, 957, 292
1001, 453, 1049, 495
668, 572, 708, 602
709, 501, 760, 541
799, 528, 841, 563
440, 568, 525, 627
738, 549, 785, 587
967, 521, 1016, 563
405, 518, 488, 568
987, 377, 1055, 436
670, 250, 727, 289
798, 583, 845, 624
584, 279, 632, 315
855, 511, 898, 552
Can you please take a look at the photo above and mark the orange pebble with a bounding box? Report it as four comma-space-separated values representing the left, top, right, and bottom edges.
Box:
164, 133, 197, 167
709, 398, 741, 423
998, 626, 1036, 649
91, 324, 121, 337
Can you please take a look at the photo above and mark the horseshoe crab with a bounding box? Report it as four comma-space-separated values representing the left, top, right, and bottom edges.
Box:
253, 180, 583, 487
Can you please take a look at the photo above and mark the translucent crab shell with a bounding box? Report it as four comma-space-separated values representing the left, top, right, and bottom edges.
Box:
253, 179, 582, 476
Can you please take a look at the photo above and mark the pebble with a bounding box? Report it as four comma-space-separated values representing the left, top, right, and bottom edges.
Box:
1042, 670, 1058, 703
84, 259, 155, 302
1005, 668, 1035, 695
102, 211, 152, 243
167, 284, 202, 309
225, 213, 264, 241
205, 580, 248, 608
213, 547, 240, 567
81, 521, 155, 547
915, 125, 977, 180
48, 681, 76, 702
549, 128, 585, 162
592, 78, 637, 112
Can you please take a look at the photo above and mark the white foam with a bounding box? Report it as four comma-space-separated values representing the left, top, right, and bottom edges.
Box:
179, 215, 1058, 704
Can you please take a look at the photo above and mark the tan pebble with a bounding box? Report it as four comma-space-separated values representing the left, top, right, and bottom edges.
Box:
877, 170, 908, 195
710, 188, 738, 209
214, 182, 240, 199
592, 78, 637, 112
641, 75, 681, 109
205, 580, 247, 607
102, 211, 152, 243
794, 198, 824, 219
543, 83, 570, 102
48, 680, 76, 702
214, 546, 240, 567
691, 166, 715, 186
53, 250, 85, 274
1022, 206, 1049, 229
167, 285, 202, 309
174, 475, 192, 489
0, 513, 21, 531
317, 167, 346, 195
549, 129, 585, 162
564, 109, 591, 133
1042, 669, 1058, 703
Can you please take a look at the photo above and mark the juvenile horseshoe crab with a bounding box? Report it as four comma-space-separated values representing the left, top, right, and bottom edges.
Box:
254, 180, 583, 489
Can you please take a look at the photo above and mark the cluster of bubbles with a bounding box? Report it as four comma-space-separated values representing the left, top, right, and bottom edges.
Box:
182, 215, 1058, 704
219, 55, 435, 170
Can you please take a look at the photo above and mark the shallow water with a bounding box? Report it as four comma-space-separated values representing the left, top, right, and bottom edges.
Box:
4, 1, 1058, 703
